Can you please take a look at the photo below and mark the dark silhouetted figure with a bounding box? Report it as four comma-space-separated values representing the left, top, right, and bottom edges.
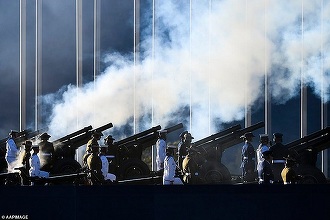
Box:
38, 132, 54, 170
87, 141, 104, 185
182, 147, 200, 184
240, 132, 256, 182
104, 135, 117, 174
178, 132, 194, 171
270, 133, 289, 183
258, 148, 274, 184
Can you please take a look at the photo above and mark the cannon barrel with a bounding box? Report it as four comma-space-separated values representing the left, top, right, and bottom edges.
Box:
287, 127, 330, 154
285, 127, 330, 150
118, 123, 184, 149
52, 126, 93, 144
0, 128, 46, 149
161, 123, 184, 133
193, 124, 242, 148
54, 122, 113, 150
115, 125, 161, 146
196, 121, 265, 151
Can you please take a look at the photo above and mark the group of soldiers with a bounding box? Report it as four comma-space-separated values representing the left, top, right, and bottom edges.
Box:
82, 131, 117, 184
1, 129, 118, 185
2, 130, 53, 185
155, 130, 196, 185
241, 132, 298, 184
155, 129, 298, 185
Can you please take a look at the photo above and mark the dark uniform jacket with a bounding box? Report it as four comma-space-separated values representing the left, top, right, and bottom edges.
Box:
241, 141, 255, 182
270, 142, 288, 182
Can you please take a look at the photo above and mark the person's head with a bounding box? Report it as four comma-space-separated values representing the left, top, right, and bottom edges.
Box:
92, 131, 103, 140
273, 133, 283, 143
259, 134, 269, 145
32, 145, 39, 153
158, 131, 167, 140
261, 148, 272, 160
104, 135, 115, 145
9, 130, 18, 138
241, 132, 255, 142
179, 131, 188, 141
166, 145, 176, 156
39, 132, 51, 141
22, 140, 32, 151
91, 141, 100, 153
184, 133, 194, 143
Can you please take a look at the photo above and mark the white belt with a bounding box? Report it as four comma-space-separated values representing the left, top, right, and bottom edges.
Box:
283, 182, 292, 185
243, 157, 249, 160
272, 160, 285, 163
41, 153, 52, 156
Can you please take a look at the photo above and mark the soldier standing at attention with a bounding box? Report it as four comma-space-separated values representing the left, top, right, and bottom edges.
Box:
256, 134, 270, 176
178, 132, 194, 171
5, 130, 19, 171
240, 132, 256, 182
38, 132, 54, 169
20, 140, 32, 185
156, 131, 167, 171
83, 131, 103, 167
99, 145, 116, 183
270, 133, 289, 183
258, 148, 274, 184
182, 147, 199, 184
87, 141, 104, 185
177, 131, 188, 165
104, 135, 117, 174
163, 145, 183, 185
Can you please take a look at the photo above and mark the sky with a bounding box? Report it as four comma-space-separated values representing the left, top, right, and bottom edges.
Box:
0, 0, 329, 174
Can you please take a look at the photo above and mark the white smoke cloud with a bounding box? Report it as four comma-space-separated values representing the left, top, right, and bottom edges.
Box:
44, 0, 330, 140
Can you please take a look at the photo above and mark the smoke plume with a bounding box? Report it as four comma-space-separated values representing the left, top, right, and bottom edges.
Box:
44, 0, 330, 140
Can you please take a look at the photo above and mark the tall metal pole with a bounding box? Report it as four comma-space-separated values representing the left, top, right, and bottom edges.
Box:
300, 0, 307, 138
208, 0, 212, 134
35, 0, 42, 130
75, 0, 83, 162
151, 0, 156, 171
133, 0, 140, 134
264, 0, 271, 135
20, 0, 27, 131
320, 0, 328, 177
244, 0, 251, 128
93, 0, 101, 83
93, 0, 101, 127
76, 0, 83, 122
189, 0, 192, 132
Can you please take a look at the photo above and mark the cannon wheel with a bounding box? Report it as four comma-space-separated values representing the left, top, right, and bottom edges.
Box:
119, 159, 150, 179
295, 165, 327, 184
52, 158, 82, 174
199, 162, 231, 184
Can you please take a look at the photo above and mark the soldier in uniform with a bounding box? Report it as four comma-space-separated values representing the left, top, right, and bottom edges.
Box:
182, 147, 200, 184
20, 140, 32, 185
256, 134, 270, 176
177, 131, 188, 164
104, 135, 117, 173
258, 148, 274, 184
38, 132, 54, 170
178, 132, 194, 171
29, 145, 50, 183
83, 131, 103, 167
156, 131, 167, 171
270, 133, 288, 183
163, 145, 183, 185
240, 132, 256, 182
86, 140, 104, 185
99, 145, 116, 183
281, 155, 299, 184
5, 130, 19, 171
